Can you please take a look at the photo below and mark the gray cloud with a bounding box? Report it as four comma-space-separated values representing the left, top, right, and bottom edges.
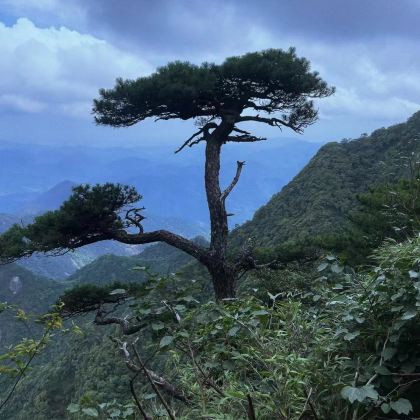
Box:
0, 0, 418, 147
0, 18, 152, 117
28, 0, 420, 58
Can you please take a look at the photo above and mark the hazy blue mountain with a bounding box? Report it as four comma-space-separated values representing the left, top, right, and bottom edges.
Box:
0, 137, 319, 278
0, 211, 207, 279
0, 263, 66, 348
0, 139, 321, 225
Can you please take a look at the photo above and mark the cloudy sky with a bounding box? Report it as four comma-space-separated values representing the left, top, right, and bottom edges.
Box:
0, 0, 419, 147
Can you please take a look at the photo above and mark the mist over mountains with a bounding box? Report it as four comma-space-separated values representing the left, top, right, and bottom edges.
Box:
0, 138, 320, 225
0, 137, 320, 278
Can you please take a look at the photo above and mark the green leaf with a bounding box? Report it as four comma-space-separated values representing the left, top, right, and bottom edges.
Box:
151, 322, 165, 331
252, 309, 269, 316
390, 398, 412, 415
180, 295, 198, 303
132, 266, 147, 271
361, 385, 379, 400
122, 407, 135, 418
222, 360, 235, 370
382, 347, 397, 361
341, 386, 363, 403
109, 408, 121, 418
67, 403, 80, 413
401, 308, 417, 320
381, 403, 391, 414
109, 288, 126, 295
409, 270, 419, 278
159, 335, 174, 348
344, 331, 360, 341
375, 365, 391, 375
228, 326, 240, 337
317, 262, 328, 272
331, 263, 343, 273
341, 385, 378, 403
81, 408, 99, 417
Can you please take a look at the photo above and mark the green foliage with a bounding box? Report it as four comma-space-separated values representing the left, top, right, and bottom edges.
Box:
59, 283, 140, 315
311, 235, 420, 416
163, 299, 344, 419
342, 169, 420, 263
66, 240, 203, 287
0, 183, 141, 263
3, 234, 420, 419
0, 263, 66, 347
93, 48, 333, 129
67, 400, 136, 419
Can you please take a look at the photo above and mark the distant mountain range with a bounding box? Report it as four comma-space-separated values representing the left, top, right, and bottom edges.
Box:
0, 138, 320, 225
0, 209, 207, 279
0, 137, 320, 278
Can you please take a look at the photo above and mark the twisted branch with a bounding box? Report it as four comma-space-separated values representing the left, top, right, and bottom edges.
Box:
94, 306, 147, 335
238, 115, 299, 132
175, 122, 218, 153
221, 161, 245, 202
125, 207, 146, 233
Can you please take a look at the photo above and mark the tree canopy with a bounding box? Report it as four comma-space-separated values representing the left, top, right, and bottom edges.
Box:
93, 48, 333, 136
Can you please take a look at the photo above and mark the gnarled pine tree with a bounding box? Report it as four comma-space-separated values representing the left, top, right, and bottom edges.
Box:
0, 48, 333, 299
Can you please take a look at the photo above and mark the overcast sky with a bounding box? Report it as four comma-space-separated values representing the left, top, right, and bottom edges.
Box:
0, 0, 419, 148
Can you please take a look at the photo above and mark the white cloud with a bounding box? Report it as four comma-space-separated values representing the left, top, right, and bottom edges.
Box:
241, 26, 420, 124
0, 93, 46, 113
0, 18, 153, 117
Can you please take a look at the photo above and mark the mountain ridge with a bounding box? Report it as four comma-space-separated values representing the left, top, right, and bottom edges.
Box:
230, 111, 420, 249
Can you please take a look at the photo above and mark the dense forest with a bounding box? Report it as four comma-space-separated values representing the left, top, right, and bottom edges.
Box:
0, 49, 420, 420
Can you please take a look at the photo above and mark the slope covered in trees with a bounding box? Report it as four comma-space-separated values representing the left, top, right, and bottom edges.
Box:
231, 111, 420, 250
65, 239, 204, 286
0, 264, 65, 347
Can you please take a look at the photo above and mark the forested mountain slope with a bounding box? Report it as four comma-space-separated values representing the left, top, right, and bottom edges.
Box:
66, 239, 202, 285
0, 264, 65, 347
231, 111, 420, 249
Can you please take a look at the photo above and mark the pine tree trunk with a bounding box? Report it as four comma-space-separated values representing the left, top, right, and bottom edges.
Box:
204, 127, 237, 300
207, 262, 237, 300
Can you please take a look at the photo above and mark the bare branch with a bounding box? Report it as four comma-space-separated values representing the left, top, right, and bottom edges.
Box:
232, 127, 251, 135
221, 161, 245, 202
238, 115, 301, 132
95, 307, 147, 335
174, 122, 218, 153
125, 207, 146, 233
174, 128, 205, 154
130, 376, 152, 420
131, 342, 186, 415
113, 338, 189, 406
234, 237, 284, 275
